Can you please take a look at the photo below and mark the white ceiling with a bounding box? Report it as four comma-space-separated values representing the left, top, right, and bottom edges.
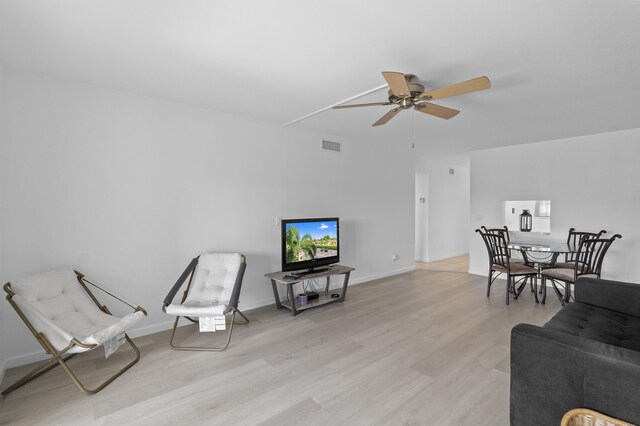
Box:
2, 0, 640, 162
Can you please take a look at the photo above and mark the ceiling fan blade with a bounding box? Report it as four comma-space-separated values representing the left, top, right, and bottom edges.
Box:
414, 102, 460, 120
382, 71, 412, 97
372, 107, 402, 126
332, 102, 392, 109
419, 76, 491, 101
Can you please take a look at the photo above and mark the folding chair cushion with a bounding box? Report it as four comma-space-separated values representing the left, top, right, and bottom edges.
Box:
11, 268, 144, 354
164, 252, 241, 317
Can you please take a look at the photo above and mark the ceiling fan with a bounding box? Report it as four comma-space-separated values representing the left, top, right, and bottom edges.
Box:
332, 72, 491, 126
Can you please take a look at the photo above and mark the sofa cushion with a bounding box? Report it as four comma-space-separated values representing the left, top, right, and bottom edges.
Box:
544, 303, 640, 352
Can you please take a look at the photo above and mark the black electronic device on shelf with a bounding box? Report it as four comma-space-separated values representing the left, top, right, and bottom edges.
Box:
281, 217, 340, 273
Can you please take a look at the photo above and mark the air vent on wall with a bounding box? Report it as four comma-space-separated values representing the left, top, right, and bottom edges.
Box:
322, 139, 341, 152
449, 168, 455, 175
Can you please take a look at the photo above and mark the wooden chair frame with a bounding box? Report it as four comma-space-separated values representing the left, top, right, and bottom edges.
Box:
561, 408, 636, 426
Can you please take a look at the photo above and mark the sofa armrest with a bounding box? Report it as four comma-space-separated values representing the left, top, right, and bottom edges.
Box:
575, 277, 640, 317
510, 324, 640, 426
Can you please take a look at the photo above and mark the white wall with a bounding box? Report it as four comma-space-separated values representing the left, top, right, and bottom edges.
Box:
0, 61, 7, 381
469, 129, 640, 282
415, 160, 470, 262
0, 68, 416, 370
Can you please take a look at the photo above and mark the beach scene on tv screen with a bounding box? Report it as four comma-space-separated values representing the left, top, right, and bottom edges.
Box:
285, 220, 338, 264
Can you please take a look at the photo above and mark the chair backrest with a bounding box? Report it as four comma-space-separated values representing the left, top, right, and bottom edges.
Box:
479, 225, 536, 264
480, 225, 511, 242
573, 234, 621, 279
476, 229, 511, 270
565, 228, 607, 262
183, 253, 246, 309
7, 269, 114, 351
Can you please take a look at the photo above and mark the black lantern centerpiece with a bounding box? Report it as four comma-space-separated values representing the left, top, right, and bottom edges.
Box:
519, 209, 533, 232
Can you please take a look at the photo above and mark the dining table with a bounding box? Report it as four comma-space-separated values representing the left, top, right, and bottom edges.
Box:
507, 237, 579, 303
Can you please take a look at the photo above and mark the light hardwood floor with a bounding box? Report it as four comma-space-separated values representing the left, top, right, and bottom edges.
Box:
0, 256, 561, 425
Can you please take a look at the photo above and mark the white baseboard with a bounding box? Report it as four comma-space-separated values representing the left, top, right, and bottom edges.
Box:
239, 297, 282, 312
349, 265, 417, 285
468, 267, 489, 277
127, 320, 176, 339
3, 350, 49, 371
428, 252, 469, 263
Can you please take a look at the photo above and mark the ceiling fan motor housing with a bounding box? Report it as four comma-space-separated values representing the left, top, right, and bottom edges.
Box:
388, 81, 425, 108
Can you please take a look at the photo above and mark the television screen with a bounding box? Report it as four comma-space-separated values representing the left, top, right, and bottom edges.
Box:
281, 217, 339, 273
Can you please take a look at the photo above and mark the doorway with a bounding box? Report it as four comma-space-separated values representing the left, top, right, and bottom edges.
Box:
415, 173, 429, 262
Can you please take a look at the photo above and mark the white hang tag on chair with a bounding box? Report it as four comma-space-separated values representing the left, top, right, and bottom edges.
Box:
199, 316, 218, 332
104, 334, 125, 358
214, 315, 226, 331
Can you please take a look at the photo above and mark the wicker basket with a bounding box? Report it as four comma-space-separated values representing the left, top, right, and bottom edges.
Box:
561, 408, 636, 426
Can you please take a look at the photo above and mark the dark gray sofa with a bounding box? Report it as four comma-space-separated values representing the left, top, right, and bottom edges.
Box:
510, 277, 640, 425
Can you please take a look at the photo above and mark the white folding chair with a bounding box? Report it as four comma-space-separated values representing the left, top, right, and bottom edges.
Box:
2, 269, 147, 395
162, 253, 249, 351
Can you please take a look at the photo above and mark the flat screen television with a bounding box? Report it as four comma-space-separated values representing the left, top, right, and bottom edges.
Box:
281, 217, 339, 273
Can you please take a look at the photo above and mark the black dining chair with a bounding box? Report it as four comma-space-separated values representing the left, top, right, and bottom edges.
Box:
480, 226, 532, 264
476, 229, 538, 305
480, 225, 512, 240
541, 234, 622, 305
481, 225, 543, 294
552, 228, 606, 270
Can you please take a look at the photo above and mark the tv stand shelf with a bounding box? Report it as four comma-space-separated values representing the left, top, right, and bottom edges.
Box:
265, 265, 354, 317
